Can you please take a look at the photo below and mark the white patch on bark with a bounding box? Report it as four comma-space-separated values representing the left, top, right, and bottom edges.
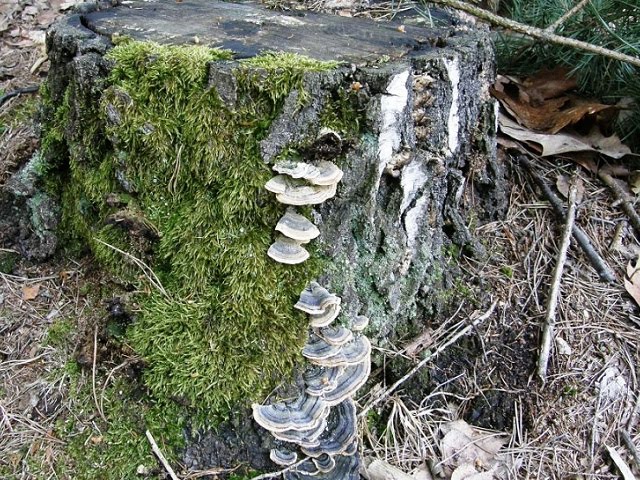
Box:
400, 160, 428, 214
443, 57, 460, 156
404, 195, 428, 254
373, 70, 410, 195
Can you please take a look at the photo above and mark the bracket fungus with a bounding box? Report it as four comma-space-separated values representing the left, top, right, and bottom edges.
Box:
270, 448, 298, 466
253, 280, 371, 479
267, 235, 310, 265
275, 209, 320, 243
273, 160, 321, 180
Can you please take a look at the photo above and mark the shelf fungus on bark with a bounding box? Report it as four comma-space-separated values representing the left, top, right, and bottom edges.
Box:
316, 325, 353, 346
301, 399, 357, 457
270, 448, 298, 466
252, 395, 329, 433
295, 282, 341, 315
265, 175, 337, 206
351, 314, 369, 332
275, 208, 320, 243
267, 235, 310, 264
322, 361, 371, 406
273, 160, 320, 180
254, 282, 368, 480
308, 161, 343, 186
303, 334, 371, 367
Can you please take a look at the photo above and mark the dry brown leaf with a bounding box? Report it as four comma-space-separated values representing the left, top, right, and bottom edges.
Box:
498, 114, 631, 159
22, 283, 41, 300
624, 256, 640, 307
439, 420, 508, 476
521, 67, 578, 104
492, 88, 613, 134
451, 464, 496, 480
556, 175, 584, 203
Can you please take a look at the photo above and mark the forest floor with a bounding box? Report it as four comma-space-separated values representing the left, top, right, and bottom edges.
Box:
1, 1, 639, 479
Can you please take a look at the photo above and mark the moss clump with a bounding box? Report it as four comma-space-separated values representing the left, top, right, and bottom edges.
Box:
50, 41, 340, 419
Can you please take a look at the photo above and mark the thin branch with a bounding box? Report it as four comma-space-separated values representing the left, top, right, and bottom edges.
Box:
251, 456, 311, 480
544, 0, 590, 33
0, 85, 40, 107
146, 430, 181, 480
358, 300, 498, 418
538, 184, 577, 382
429, 0, 640, 68
598, 170, 640, 238
93, 237, 169, 298
517, 155, 616, 283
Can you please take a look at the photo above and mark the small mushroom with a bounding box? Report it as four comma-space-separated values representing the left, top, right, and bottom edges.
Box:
303, 335, 371, 367
252, 394, 329, 433
301, 399, 357, 457
322, 361, 371, 406
308, 303, 341, 328
316, 325, 353, 346
268, 235, 310, 264
351, 315, 369, 332
304, 365, 342, 397
308, 161, 343, 186
270, 448, 298, 466
295, 282, 341, 315
273, 160, 320, 180
275, 209, 320, 243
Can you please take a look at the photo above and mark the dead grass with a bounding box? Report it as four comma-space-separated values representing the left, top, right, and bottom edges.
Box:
360, 155, 640, 479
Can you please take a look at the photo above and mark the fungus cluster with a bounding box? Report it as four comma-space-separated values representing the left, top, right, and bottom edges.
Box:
265, 150, 343, 264
253, 281, 371, 479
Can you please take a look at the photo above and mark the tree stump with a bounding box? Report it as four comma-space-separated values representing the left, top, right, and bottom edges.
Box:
40, 0, 505, 474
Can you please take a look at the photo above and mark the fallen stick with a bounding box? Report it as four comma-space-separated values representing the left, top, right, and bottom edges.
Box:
0, 85, 40, 107
517, 156, 616, 283
358, 301, 498, 418
620, 430, 640, 471
598, 170, 640, 238
251, 456, 310, 480
538, 184, 577, 382
146, 430, 181, 480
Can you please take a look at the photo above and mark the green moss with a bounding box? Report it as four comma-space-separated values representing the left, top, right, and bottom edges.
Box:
45, 42, 341, 421
46, 318, 75, 348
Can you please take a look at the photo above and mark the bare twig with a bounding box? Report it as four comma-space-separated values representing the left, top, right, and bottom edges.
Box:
517, 155, 616, 283
93, 238, 169, 297
146, 430, 181, 480
538, 184, 577, 382
251, 456, 311, 480
598, 170, 640, 238
544, 0, 590, 33
620, 430, 640, 471
358, 300, 498, 418
0, 85, 40, 107
428, 0, 640, 68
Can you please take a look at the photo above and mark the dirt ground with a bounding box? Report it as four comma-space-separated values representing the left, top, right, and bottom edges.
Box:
1, 1, 640, 479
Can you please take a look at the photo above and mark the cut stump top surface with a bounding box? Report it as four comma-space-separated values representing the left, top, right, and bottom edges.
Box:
84, 0, 456, 62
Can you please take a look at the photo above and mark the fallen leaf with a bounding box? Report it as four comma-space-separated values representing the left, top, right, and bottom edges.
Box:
498, 114, 631, 159
362, 459, 414, 480
624, 256, 640, 307
22, 283, 41, 300
556, 175, 584, 203
521, 67, 578, 104
492, 87, 613, 134
440, 420, 508, 475
451, 464, 495, 480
